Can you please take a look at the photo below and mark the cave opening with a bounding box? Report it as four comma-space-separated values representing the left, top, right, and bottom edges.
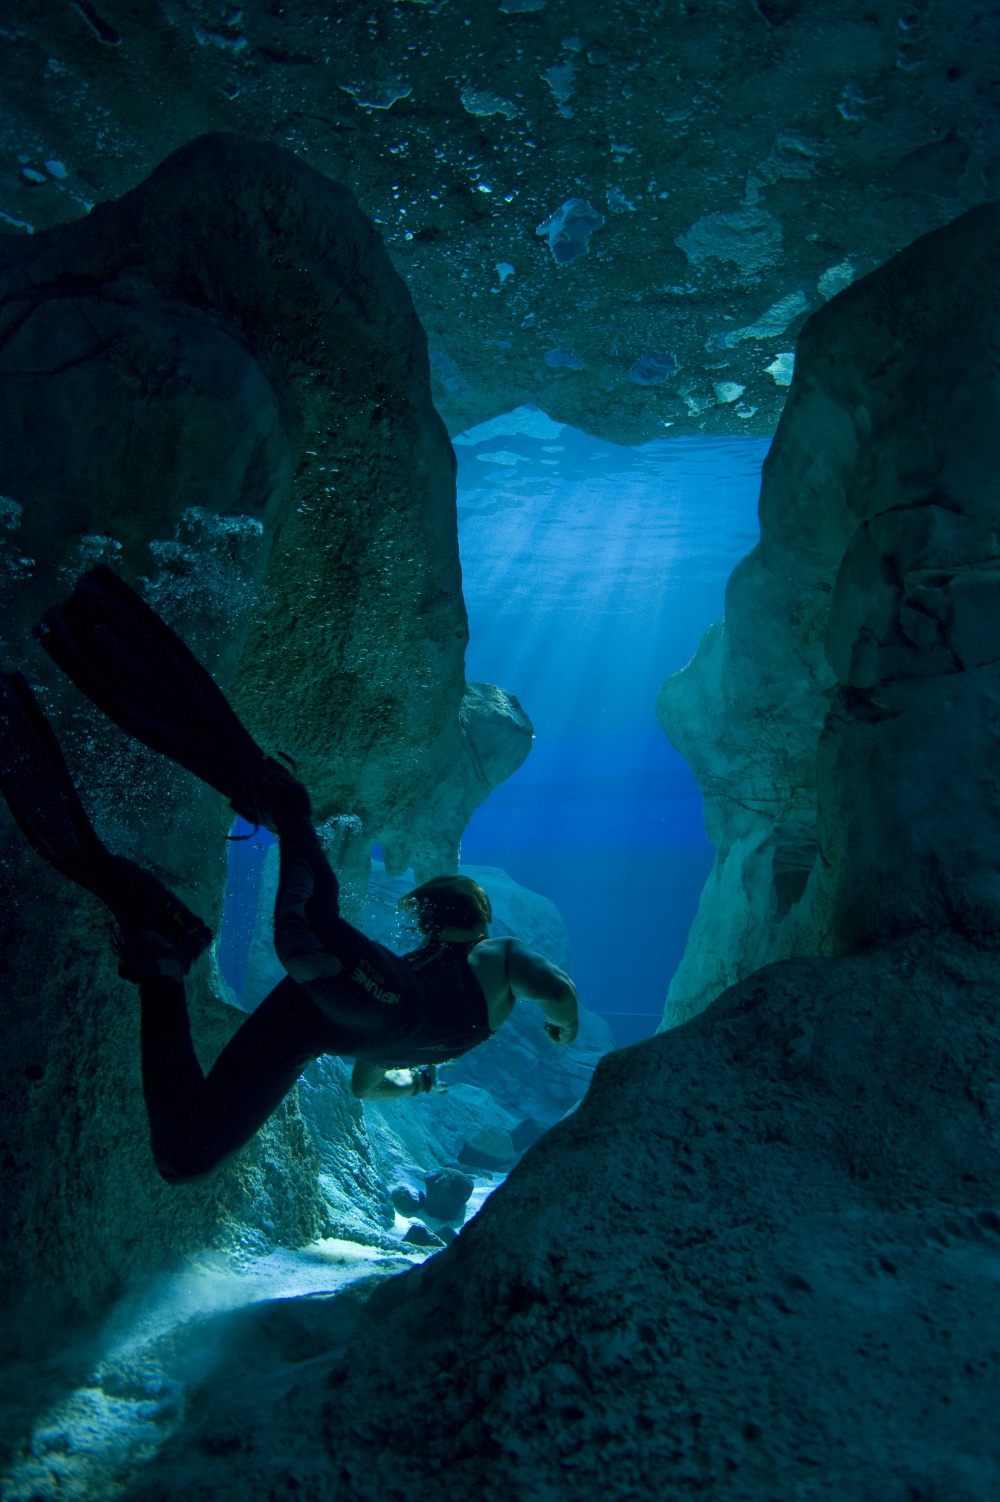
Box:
454, 409, 767, 1044
219, 412, 767, 1047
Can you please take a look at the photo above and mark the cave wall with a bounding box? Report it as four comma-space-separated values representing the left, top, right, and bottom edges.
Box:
116, 936, 1000, 1502
657, 200, 1000, 1026
0, 133, 527, 1348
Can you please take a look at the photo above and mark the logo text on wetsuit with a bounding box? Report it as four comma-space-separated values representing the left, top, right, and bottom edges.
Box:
351, 966, 401, 1006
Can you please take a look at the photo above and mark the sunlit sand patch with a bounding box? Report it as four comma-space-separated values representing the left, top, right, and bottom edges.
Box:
0, 1238, 413, 1502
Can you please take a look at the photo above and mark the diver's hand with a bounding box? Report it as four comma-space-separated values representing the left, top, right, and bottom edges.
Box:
544, 1019, 578, 1047
411, 1065, 443, 1094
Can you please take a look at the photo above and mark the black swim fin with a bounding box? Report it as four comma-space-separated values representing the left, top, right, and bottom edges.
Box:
0, 671, 212, 976
0, 671, 109, 891
35, 565, 268, 811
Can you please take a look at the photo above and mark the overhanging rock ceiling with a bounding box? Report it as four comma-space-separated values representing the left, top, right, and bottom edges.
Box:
2, 0, 997, 443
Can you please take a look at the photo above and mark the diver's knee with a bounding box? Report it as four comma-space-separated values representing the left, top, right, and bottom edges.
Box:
281, 948, 344, 985
275, 910, 344, 984
152, 1144, 221, 1186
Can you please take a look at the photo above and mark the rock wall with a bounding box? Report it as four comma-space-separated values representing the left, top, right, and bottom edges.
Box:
116, 936, 1000, 1502
0, 135, 525, 1348
657, 201, 1000, 1026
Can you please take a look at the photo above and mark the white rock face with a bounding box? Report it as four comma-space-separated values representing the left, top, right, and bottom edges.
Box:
658, 202, 1000, 1028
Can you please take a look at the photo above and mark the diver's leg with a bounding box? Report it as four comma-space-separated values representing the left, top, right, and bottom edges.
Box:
256, 757, 351, 976
0, 639, 354, 1178
139, 975, 209, 1183
272, 816, 345, 984
272, 824, 415, 1042
257, 774, 414, 1043
139, 975, 332, 1183
36, 565, 269, 808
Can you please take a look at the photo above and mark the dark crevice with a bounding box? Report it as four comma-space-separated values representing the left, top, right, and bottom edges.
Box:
70, 0, 122, 46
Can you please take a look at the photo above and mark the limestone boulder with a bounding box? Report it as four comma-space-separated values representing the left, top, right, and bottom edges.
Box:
422, 1170, 474, 1224
0, 134, 524, 1347
115, 937, 1000, 1501
658, 202, 1000, 1025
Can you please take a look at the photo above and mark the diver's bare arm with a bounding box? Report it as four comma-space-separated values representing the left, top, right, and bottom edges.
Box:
506, 941, 579, 1045
351, 1059, 435, 1099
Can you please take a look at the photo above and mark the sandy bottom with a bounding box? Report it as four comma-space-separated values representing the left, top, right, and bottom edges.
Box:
0, 1192, 503, 1502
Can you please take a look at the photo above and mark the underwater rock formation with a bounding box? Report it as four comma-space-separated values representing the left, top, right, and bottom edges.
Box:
0, 128, 529, 869
109, 937, 1000, 1501
363, 1081, 520, 1206
3, 2, 998, 444
658, 201, 1000, 1026
0, 135, 525, 1347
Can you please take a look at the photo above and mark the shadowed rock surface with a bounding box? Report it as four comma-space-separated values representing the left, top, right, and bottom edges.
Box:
658, 200, 1000, 1026
3, 2, 999, 443
0, 130, 531, 866
113, 938, 1000, 1501
0, 134, 525, 1349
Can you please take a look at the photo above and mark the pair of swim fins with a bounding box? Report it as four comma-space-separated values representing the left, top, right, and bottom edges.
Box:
0, 565, 305, 975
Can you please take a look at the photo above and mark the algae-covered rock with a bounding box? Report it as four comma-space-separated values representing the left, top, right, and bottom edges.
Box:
113, 937, 1000, 1501
658, 202, 1000, 1026
0, 135, 524, 1347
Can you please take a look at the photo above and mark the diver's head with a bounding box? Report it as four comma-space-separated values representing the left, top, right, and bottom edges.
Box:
399, 875, 492, 940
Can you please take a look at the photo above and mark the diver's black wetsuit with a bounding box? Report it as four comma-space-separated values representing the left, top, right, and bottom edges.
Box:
141, 813, 492, 1182
0, 566, 496, 1184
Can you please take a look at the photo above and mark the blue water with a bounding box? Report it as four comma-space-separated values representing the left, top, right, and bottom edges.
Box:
220, 416, 767, 1046
219, 820, 275, 999
454, 413, 767, 1044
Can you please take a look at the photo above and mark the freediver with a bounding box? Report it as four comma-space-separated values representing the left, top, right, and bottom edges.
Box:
0, 566, 578, 1183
